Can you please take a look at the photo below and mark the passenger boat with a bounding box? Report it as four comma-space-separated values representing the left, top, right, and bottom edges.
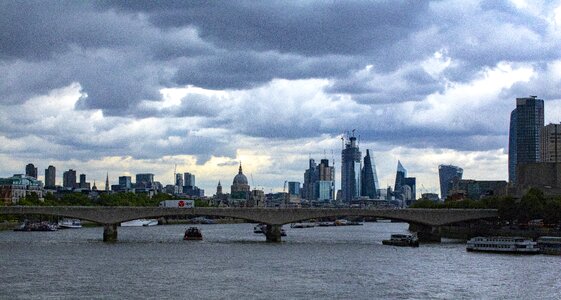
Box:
318, 221, 335, 227
466, 236, 540, 254
382, 234, 419, 247
14, 221, 58, 232
184, 227, 203, 240
58, 219, 82, 229
120, 219, 158, 227
536, 236, 561, 255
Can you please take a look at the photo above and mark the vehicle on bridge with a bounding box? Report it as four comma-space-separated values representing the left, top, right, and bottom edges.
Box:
184, 227, 203, 240
159, 200, 194, 208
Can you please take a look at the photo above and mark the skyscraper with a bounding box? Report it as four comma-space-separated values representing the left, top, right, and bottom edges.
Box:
175, 173, 184, 194
394, 161, 416, 203
438, 164, 463, 200
509, 96, 544, 183
118, 176, 132, 189
44, 165, 56, 188
341, 134, 361, 203
25, 163, 38, 179
302, 158, 334, 201
361, 149, 378, 199
287, 181, 301, 196
184, 172, 195, 188
63, 169, 77, 189
303, 159, 318, 200
541, 123, 561, 163
136, 173, 154, 189
508, 109, 517, 183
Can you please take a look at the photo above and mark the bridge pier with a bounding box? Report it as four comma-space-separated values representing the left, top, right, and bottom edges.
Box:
103, 224, 118, 242
410, 223, 441, 243
265, 224, 282, 242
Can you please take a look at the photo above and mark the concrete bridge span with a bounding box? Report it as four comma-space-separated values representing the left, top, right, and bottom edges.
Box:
0, 206, 498, 242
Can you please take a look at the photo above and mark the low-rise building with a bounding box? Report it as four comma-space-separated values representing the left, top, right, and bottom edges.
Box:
0, 174, 44, 205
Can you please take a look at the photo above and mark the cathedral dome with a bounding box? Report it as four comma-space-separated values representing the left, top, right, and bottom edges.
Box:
233, 164, 248, 185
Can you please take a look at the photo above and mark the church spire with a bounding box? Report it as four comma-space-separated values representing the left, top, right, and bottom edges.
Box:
105, 172, 109, 191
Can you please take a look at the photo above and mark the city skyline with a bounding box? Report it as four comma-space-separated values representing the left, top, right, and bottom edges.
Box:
1, 1, 561, 194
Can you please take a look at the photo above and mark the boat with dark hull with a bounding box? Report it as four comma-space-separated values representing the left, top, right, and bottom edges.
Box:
382, 234, 419, 247
14, 221, 58, 232
184, 227, 203, 240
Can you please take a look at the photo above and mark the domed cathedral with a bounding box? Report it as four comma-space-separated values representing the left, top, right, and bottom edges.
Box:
231, 163, 250, 199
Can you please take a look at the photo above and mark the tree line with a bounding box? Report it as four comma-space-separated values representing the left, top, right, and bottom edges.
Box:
411, 188, 561, 225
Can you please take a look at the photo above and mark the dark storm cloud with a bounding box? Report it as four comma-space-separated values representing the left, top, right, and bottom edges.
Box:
1, 0, 560, 163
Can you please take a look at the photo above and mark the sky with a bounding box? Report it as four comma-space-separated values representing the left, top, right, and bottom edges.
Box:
1, 0, 561, 196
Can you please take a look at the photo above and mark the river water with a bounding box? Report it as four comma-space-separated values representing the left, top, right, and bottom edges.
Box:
0, 222, 560, 299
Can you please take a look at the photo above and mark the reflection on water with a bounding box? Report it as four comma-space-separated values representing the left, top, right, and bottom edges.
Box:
0, 222, 559, 299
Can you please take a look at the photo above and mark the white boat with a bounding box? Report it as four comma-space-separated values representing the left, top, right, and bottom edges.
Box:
254, 224, 265, 234
120, 219, 159, 227
290, 222, 316, 228
466, 236, 540, 254
537, 236, 561, 255
58, 219, 82, 229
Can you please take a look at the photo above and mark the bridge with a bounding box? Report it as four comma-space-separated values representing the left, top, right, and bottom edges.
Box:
0, 206, 498, 242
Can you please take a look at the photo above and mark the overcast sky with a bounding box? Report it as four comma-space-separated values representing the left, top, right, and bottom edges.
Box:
1, 0, 561, 195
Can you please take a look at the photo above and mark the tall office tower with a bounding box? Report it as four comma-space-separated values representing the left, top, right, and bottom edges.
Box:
25, 163, 38, 179
63, 169, 77, 189
438, 164, 463, 200
79, 174, 86, 188
341, 134, 361, 203
394, 160, 407, 197
288, 181, 301, 196
317, 159, 335, 200
541, 123, 561, 162
118, 176, 132, 189
136, 173, 154, 189
175, 173, 184, 194
361, 149, 378, 199
393, 161, 416, 202
509, 96, 544, 184
184, 172, 195, 188
508, 109, 517, 183
303, 159, 318, 200
44, 165, 56, 188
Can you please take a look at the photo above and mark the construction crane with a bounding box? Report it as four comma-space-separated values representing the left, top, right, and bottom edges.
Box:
283, 181, 287, 193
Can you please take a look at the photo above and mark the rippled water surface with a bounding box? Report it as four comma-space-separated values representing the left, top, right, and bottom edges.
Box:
1, 222, 560, 299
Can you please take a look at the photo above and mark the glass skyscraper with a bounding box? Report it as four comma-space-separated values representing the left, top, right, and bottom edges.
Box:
341, 135, 361, 203
361, 149, 379, 199
438, 164, 463, 200
508, 96, 544, 184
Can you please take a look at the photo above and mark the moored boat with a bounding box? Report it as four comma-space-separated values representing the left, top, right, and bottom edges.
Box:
184, 227, 203, 240
14, 221, 58, 232
382, 234, 419, 247
537, 236, 561, 255
290, 222, 316, 228
58, 219, 82, 229
120, 219, 159, 227
254, 224, 265, 234
466, 236, 539, 254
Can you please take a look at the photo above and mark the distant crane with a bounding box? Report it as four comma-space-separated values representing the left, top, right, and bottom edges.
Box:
283, 180, 287, 193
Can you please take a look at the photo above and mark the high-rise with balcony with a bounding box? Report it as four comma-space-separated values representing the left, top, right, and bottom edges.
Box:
508, 96, 544, 184
438, 164, 463, 200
